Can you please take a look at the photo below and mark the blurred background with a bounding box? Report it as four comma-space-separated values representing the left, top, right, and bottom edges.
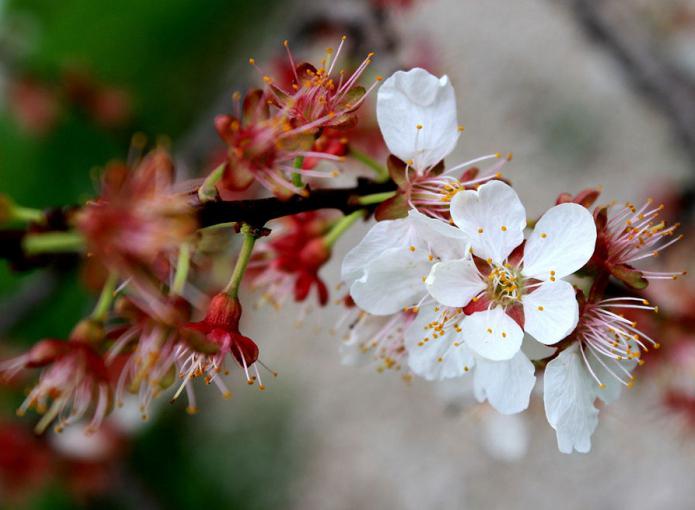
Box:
1, 0, 694, 508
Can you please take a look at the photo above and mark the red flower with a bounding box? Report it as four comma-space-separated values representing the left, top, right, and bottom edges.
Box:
172, 293, 269, 409
251, 212, 332, 307
215, 90, 344, 199
184, 293, 259, 369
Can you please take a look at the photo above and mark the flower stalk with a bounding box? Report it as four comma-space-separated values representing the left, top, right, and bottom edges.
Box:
224, 224, 260, 298
291, 156, 305, 188
91, 272, 118, 322
22, 231, 85, 255
349, 147, 389, 182
324, 210, 366, 248
172, 243, 191, 296
355, 191, 396, 206
198, 162, 226, 203
0, 195, 43, 224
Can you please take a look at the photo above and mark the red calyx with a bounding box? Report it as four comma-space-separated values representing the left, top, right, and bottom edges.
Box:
183, 293, 259, 365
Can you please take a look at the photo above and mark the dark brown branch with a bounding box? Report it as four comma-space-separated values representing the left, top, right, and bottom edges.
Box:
0, 178, 396, 270
197, 177, 395, 228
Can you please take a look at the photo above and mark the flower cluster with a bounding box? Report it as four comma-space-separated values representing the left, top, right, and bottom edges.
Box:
0, 49, 686, 457
340, 68, 684, 453
215, 38, 380, 199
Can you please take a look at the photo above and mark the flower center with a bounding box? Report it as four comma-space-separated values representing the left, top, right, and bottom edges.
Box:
486, 264, 524, 306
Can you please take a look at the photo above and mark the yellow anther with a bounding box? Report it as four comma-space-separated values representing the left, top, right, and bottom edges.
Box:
537, 305, 544, 311
478, 227, 484, 234
501, 225, 507, 232
416, 124, 423, 130
458, 125, 465, 132
540, 233, 548, 239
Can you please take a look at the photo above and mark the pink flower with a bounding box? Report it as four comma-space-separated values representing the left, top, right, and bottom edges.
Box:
375, 154, 510, 220
265, 37, 377, 131
107, 296, 192, 419
77, 149, 197, 276
573, 297, 658, 388
591, 199, 685, 288
215, 90, 347, 199
0, 329, 111, 434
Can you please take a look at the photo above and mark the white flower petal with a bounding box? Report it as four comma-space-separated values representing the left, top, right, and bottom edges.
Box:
449, 181, 526, 265
405, 304, 475, 380
460, 307, 524, 361
407, 209, 469, 259
376, 68, 459, 170
426, 259, 486, 307
521, 335, 557, 361
341, 217, 412, 285
523, 203, 597, 280
350, 249, 431, 315
522, 280, 579, 345
473, 351, 536, 414
543, 344, 598, 454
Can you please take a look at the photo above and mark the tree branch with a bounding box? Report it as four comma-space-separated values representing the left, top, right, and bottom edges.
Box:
0, 178, 396, 269
197, 178, 395, 228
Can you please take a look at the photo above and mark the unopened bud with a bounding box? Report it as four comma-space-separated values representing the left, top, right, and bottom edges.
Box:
69, 318, 105, 345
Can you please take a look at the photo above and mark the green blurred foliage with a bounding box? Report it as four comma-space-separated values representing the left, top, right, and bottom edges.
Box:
0, 2, 308, 510
129, 393, 303, 510
0, 0, 274, 339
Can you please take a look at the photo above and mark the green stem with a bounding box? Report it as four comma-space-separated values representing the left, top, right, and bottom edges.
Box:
92, 272, 118, 321
198, 162, 226, 203
324, 210, 366, 248
1, 195, 43, 224
291, 157, 304, 188
349, 147, 388, 182
355, 191, 396, 206
200, 221, 237, 232
172, 243, 191, 296
223, 225, 259, 298
12, 205, 43, 223
23, 231, 85, 255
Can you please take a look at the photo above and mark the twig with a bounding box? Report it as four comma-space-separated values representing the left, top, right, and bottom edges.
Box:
0, 178, 395, 269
